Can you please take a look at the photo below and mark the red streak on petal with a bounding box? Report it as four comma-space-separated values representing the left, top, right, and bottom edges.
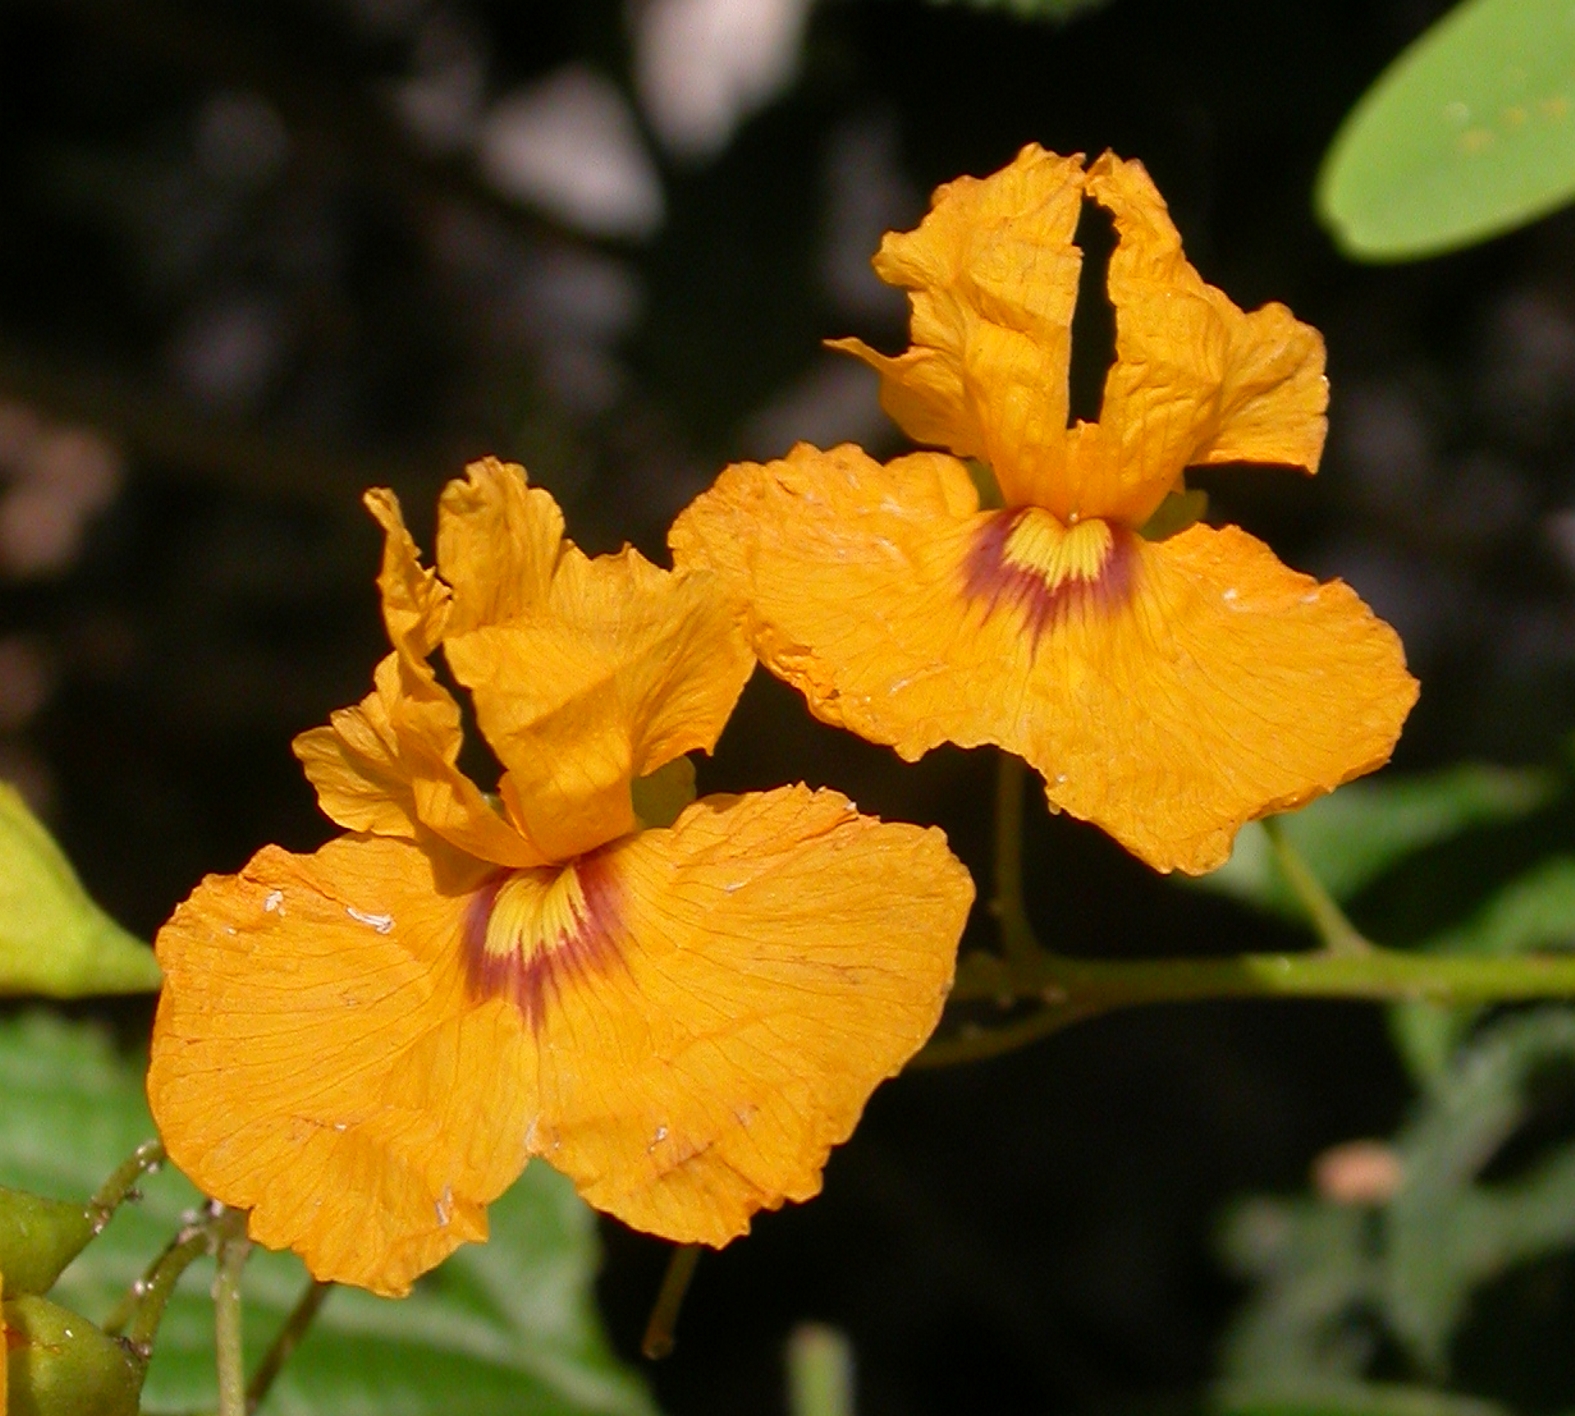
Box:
463, 852, 621, 1031
964, 508, 1136, 647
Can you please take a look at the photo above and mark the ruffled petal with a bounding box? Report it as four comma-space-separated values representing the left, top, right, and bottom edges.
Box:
834, 146, 1326, 526
831, 144, 1084, 510
147, 836, 537, 1297
435, 457, 563, 635
518, 786, 971, 1244
671, 444, 1417, 874
671, 443, 1000, 761
444, 539, 755, 864
1076, 153, 1327, 517
293, 490, 545, 869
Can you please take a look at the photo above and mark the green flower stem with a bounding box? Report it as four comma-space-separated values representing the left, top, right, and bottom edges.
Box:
1261, 814, 1373, 955
88, 1138, 166, 1226
214, 1222, 252, 1416
949, 945, 1575, 1010
118, 1204, 247, 1352
246, 1279, 332, 1414
991, 754, 1040, 966
641, 1243, 701, 1360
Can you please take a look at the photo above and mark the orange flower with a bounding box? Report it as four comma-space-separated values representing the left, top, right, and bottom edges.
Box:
148, 458, 973, 1297
671, 146, 1418, 875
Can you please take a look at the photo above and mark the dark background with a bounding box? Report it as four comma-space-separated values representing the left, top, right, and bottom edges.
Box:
5, 1, 1575, 1410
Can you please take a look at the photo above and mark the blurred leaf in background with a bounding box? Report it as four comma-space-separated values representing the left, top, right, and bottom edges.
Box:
0, 782, 161, 997
1217, 1009, 1575, 1411
1318, 0, 1575, 260
0, 1010, 658, 1415
1194, 764, 1560, 921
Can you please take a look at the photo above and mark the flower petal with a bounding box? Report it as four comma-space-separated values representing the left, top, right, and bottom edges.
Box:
672, 444, 1417, 874
833, 146, 1326, 526
1078, 153, 1327, 513
147, 836, 537, 1296
435, 457, 563, 635
444, 538, 755, 864
293, 492, 545, 869
831, 144, 1084, 511
671, 443, 996, 761
521, 785, 972, 1244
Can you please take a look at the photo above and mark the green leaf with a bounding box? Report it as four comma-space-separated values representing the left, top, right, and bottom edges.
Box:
919, 0, 1113, 24
1195, 764, 1557, 918
1317, 0, 1575, 261
0, 1011, 658, 1416
0, 783, 161, 997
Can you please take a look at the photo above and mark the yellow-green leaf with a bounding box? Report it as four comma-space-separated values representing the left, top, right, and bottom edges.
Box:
0, 784, 160, 997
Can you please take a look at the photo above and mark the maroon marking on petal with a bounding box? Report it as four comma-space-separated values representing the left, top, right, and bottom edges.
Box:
462, 852, 621, 1032
963, 509, 1136, 648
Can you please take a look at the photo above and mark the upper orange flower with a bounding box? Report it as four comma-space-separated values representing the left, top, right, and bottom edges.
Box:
672, 146, 1418, 875
147, 458, 973, 1297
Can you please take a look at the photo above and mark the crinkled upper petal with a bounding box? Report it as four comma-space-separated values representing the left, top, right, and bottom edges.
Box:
438, 462, 755, 862
293, 489, 545, 869
672, 444, 1418, 875
146, 836, 535, 1297
526, 785, 971, 1244
435, 456, 563, 635
836, 145, 1327, 526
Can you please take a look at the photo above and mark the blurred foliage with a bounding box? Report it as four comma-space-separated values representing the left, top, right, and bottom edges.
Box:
1217, 1009, 1575, 1411
0, 1010, 656, 1415
0, 782, 161, 997
1319, 0, 1575, 260
1197, 765, 1562, 922
920, 0, 1115, 24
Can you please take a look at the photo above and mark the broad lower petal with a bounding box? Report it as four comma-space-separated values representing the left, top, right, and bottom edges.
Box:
521, 786, 972, 1245
147, 836, 536, 1296
671, 445, 1417, 874
671, 443, 1002, 763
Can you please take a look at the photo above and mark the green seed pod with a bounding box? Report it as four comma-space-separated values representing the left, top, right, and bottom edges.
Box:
0, 1188, 95, 1296
3, 1292, 146, 1416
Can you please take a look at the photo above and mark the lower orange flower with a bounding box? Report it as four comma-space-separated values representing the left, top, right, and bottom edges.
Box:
148, 459, 973, 1297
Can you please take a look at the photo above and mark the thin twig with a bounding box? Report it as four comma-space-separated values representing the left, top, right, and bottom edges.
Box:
245, 1279, 332, 1414
641, 1244, 702, 1360
1262, 815, 1373, 956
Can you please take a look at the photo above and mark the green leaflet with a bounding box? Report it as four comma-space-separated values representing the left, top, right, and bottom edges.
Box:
1318, 0, 1575, 260
0, 783, 161, 998
0, 1011, 658, 1416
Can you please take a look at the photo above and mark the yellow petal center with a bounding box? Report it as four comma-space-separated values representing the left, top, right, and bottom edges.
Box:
465, 857, 618, 1027
965, 507, 1134, 646
1001, 511, 1114, 590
